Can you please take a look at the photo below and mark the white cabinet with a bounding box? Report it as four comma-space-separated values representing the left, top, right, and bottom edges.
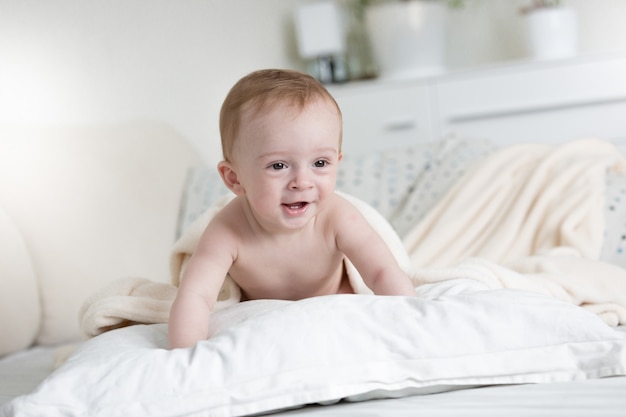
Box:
328, 80, 434, 156
328, 53, 626, 153
436, 55, 626, 147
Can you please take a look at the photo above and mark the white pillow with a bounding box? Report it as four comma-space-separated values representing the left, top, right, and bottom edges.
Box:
4, 283, 626, 417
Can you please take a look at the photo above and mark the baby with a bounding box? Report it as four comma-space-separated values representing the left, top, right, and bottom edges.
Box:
168, 69, 416, 349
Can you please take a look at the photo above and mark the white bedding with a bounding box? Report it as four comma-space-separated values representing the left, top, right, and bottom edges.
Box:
2, 328, 626, 417
279, 374, 626, 417
4, 138, 626, 417
0, 347, 54, 407
3, 281, 625, 417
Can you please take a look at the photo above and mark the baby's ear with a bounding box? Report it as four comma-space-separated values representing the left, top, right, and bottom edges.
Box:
217, 161, 244, 195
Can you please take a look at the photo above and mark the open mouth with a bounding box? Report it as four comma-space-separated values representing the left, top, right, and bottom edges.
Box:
282, 201, 309, 215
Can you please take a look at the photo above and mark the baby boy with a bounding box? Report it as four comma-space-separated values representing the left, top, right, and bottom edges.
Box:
168, 69, 416, 349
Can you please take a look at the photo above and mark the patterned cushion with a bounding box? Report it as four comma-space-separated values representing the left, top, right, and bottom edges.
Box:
600, 171, 626, 266
337, 137, 496, 237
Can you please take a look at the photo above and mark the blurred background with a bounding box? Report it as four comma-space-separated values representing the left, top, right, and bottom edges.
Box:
1, 0, 625, 165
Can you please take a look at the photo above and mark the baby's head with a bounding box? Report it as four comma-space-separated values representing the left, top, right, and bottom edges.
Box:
219, 69, 342, 163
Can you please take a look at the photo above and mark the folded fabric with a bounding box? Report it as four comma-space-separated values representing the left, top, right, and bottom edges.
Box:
79, 277, 177, 337
411, 252, 626, 326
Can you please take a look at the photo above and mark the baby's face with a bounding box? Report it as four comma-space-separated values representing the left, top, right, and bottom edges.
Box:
231, 98, 342, 232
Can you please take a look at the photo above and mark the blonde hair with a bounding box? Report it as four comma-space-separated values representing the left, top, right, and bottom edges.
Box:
219, 69, 342, 162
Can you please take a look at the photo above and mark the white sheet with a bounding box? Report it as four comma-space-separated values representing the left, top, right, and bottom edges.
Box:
0, 346, 55, 406
3, 282, 626, 417
278, 375, 626, 417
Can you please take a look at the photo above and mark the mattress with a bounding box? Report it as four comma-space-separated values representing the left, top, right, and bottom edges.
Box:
279, 376, 626, 416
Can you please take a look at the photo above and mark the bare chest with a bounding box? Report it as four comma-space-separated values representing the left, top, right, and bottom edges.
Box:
229, 236, 346, 300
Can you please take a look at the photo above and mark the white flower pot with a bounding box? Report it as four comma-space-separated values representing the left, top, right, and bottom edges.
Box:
365, 0, 447, 80
524, 7, 578, 60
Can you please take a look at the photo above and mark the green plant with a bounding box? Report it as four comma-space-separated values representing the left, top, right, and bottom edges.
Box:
520, 0, 562, 14
360, 0, 468, 9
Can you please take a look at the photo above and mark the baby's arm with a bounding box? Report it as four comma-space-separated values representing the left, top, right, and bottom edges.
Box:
168, 219, 236, 349
334, 197, 416, 297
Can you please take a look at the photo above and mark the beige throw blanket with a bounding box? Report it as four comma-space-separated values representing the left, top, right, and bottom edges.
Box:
80, 138, 626, 338
404, 138, 618, 266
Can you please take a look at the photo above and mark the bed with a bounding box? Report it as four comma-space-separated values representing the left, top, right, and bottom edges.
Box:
1, 127, 626, 417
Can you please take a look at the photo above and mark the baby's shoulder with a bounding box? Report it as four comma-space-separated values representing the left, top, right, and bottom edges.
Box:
323, 192, 364, 225
205, 197, 246, 234
329, 191, 361, 211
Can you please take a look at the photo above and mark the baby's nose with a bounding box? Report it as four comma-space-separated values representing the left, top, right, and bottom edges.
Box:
289, 169, 313, 189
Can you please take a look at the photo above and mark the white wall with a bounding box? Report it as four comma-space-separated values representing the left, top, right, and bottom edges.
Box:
1, 0, 625, 165
0, 0, 309, 164
446, 0, 626, 68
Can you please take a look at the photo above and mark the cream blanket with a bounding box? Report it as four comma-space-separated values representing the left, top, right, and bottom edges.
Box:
80, 138, 626, 338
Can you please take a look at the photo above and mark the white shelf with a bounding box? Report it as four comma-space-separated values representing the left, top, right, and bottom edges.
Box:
328, 52, 626, 153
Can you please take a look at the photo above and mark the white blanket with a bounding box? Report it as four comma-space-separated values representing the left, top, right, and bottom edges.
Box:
80, 138, 626, 338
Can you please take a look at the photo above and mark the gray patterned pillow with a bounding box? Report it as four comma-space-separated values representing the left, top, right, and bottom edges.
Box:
600, 171, 626, 267
337, 137, 497, 237
176, 166, 230, 238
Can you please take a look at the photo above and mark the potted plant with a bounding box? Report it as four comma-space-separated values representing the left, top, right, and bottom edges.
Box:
361, 0, 466, 80
520, 0, 578, 60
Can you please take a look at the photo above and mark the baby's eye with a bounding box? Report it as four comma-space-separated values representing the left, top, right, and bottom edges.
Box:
271, 162, 286, 170
314, 160, 328, 168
